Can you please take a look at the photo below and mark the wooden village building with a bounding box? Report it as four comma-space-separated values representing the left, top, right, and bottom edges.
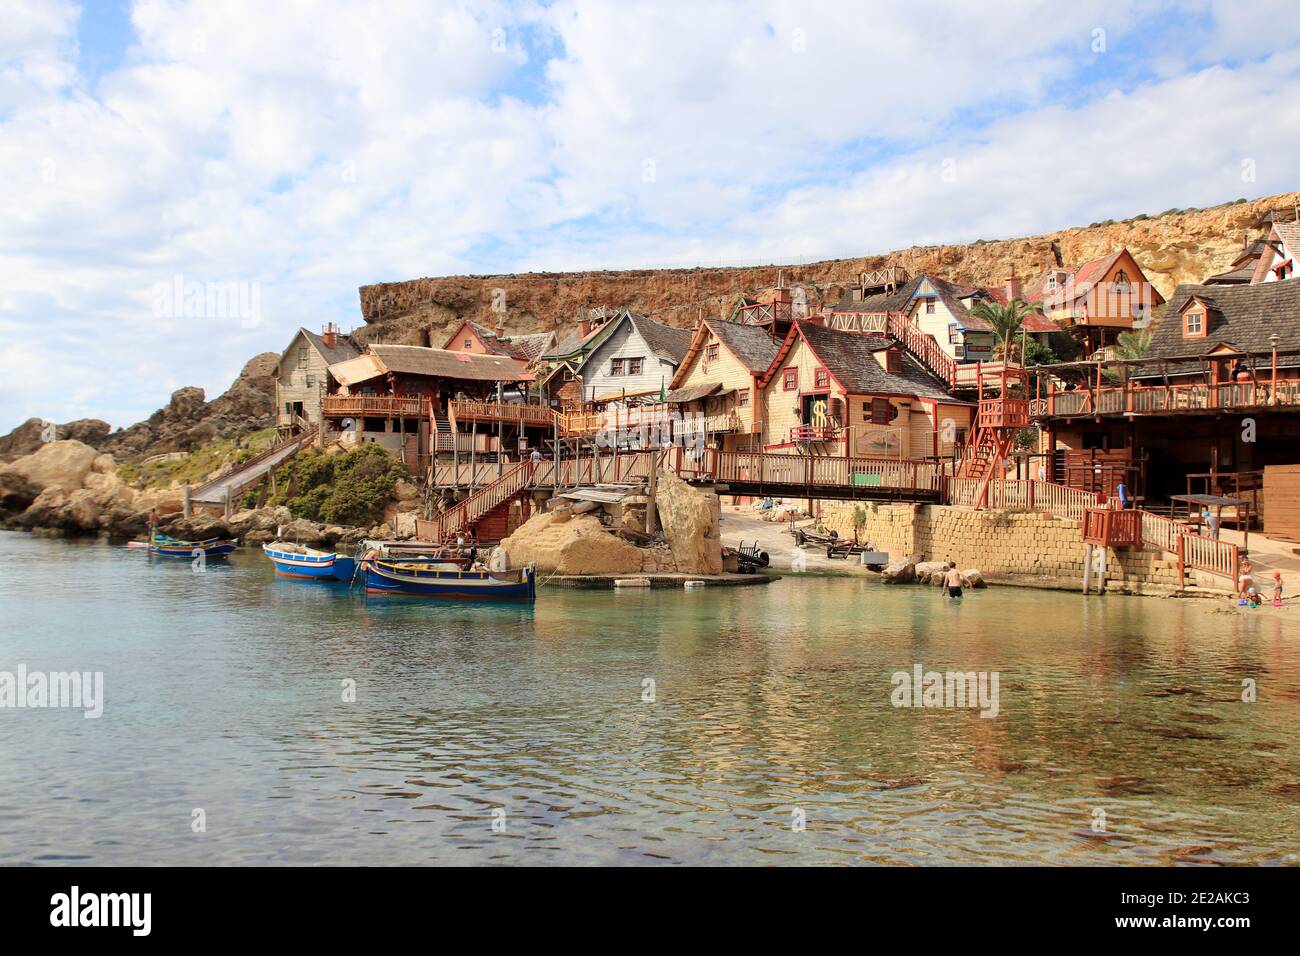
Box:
274, 324, 360, 436
566, 311, 693, 405
757, 320, 973, 460
439, 318, 556, 370
322, 344, 540, 473
1019, 248, 1164, 352
665, 318, 780, 453
1032, 276, 1300, 532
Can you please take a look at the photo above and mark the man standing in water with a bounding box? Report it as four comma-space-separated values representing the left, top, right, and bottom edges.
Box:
943, 562, 964, 599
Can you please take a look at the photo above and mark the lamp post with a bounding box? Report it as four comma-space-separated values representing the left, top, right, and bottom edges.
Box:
1270, 332, 1280, 406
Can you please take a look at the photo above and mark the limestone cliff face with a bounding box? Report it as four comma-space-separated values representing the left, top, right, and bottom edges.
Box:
356, 192, 1300, 345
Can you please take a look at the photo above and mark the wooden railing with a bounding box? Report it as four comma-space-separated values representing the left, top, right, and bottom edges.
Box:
734, 300, 794, 326
449, 399, 553, 428
952, 479, 1241, 584
818, 311, 890, 333
885, 312, 957, 384
713, 451, 941, 494
1082, 508, 1141, 547
417, 461, 536, 541
322, 395, 423, 418
978, 398, 1029, 428
789, 424, 844, 443
1038, 378, 1300, 419
947, 477, 1104, 519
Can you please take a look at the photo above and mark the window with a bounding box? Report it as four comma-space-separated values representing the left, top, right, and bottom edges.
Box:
305, 373, 315, 387
1277, 261, 1294, 281
628, 357, 643, 376
885, 350, 902, 373
814, 367, 829, 389
1046, 274, 1057, 290
1184, 309, 1204, 337
706, 343, 720, 362
297, 350, 308, 369
925, 300, 936, 314
947, 323, 960, 344
865, 398, 893, 425
463, 339, 473, 349
1113, 269, 1130, 292
782, 367, 798, 391
739, 388, 750, 407
610, 358, 626, 376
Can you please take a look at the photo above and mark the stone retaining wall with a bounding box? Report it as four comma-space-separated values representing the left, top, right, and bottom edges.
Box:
819, 502, 1223, 594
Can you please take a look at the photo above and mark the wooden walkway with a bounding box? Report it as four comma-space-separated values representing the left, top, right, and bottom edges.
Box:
190, 427, 318, 505
430, 448, 945, 503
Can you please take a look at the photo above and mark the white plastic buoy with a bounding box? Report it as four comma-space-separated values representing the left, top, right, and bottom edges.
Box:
684, 580, 705, 589
614, 578, 651, 588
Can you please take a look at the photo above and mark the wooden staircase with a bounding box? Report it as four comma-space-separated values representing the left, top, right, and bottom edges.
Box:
416, 461, 536, 542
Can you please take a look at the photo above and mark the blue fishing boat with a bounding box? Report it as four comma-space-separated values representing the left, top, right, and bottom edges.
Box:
148, 533, 238, 559
363, 556, 536, 602
262, 542, 356, 581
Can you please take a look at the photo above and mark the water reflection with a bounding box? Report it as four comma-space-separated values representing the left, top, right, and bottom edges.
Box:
0, 531, 1297, 865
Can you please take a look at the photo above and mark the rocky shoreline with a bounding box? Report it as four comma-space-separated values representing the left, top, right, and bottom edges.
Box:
0, 438, 408, 547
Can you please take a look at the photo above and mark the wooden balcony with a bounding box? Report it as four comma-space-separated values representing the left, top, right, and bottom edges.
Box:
978, 398, 1030, 429
789, 424, 843, 443
322, 395, 423, 418
449, 399, 553, 428
1035, 378, 1300, 420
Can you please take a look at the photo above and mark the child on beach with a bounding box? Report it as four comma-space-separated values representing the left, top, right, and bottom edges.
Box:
1246, 587, 1262, 609
1272, 570, 1283, 607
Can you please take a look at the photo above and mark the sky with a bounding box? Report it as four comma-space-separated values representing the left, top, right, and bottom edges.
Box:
2, 0, 1299, 430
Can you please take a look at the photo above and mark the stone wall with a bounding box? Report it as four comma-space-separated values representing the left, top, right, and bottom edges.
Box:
820, 502, 1222, 594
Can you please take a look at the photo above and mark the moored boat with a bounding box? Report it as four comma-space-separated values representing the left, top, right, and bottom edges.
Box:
362, 556, 536, 602
148, 533, 238, 559
263, 542, 356, 581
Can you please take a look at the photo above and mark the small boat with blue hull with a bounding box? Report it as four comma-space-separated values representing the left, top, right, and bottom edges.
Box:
148, 534, 237, 559
263, 543, 356, 581
363, 556, 536, 602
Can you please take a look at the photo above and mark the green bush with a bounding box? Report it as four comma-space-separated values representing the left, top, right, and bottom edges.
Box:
265, 445, 409, 527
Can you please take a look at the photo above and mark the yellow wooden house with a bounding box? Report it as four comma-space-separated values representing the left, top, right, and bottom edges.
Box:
665, 319, 780, 452
757, 320, 974, 459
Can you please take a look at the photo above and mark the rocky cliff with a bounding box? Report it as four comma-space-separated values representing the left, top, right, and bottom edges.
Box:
1, 353, 280, 465
356, 192, 1300, 346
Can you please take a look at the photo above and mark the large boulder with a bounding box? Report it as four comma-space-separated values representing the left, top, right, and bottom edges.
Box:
881, 557, 918, 584
2, 440, 100, 493
915, 560, 950, 584
962, 569, 987, 589
500, 512, 645, 575
0, 417, 111, 462
654, 468, 722, 575
0, 468, 41, 516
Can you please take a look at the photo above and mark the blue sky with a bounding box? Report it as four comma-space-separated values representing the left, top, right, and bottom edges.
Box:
2, 0, 1299, 430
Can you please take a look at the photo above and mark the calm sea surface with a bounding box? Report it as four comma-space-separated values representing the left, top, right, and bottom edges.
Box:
1, 530, 1297, 866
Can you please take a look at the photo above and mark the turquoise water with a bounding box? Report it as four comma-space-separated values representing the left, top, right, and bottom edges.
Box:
1, 530, 1298, 866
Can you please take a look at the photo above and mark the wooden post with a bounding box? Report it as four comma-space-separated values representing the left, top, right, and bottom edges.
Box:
1176, 534, 1186, 590
645, 456, 658, 536
183, 485, 192, 519
1082, 544, 1093, 594
224, 486, 233, 521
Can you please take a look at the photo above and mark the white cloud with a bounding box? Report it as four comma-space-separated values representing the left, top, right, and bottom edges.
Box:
0, 0, 1297, 429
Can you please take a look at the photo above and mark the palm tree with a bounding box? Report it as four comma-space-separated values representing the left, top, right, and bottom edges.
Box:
1113, 328, 1152, 361
969, 298, 1045, 360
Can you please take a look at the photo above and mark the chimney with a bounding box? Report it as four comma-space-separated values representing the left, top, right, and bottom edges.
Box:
322, 322, 337, 349
1004, 272, 1022, 302
579, 318, 591, 339
851, 288, 863, 303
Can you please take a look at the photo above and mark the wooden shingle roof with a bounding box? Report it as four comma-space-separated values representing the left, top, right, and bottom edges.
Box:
1148, 279, 1300, 361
